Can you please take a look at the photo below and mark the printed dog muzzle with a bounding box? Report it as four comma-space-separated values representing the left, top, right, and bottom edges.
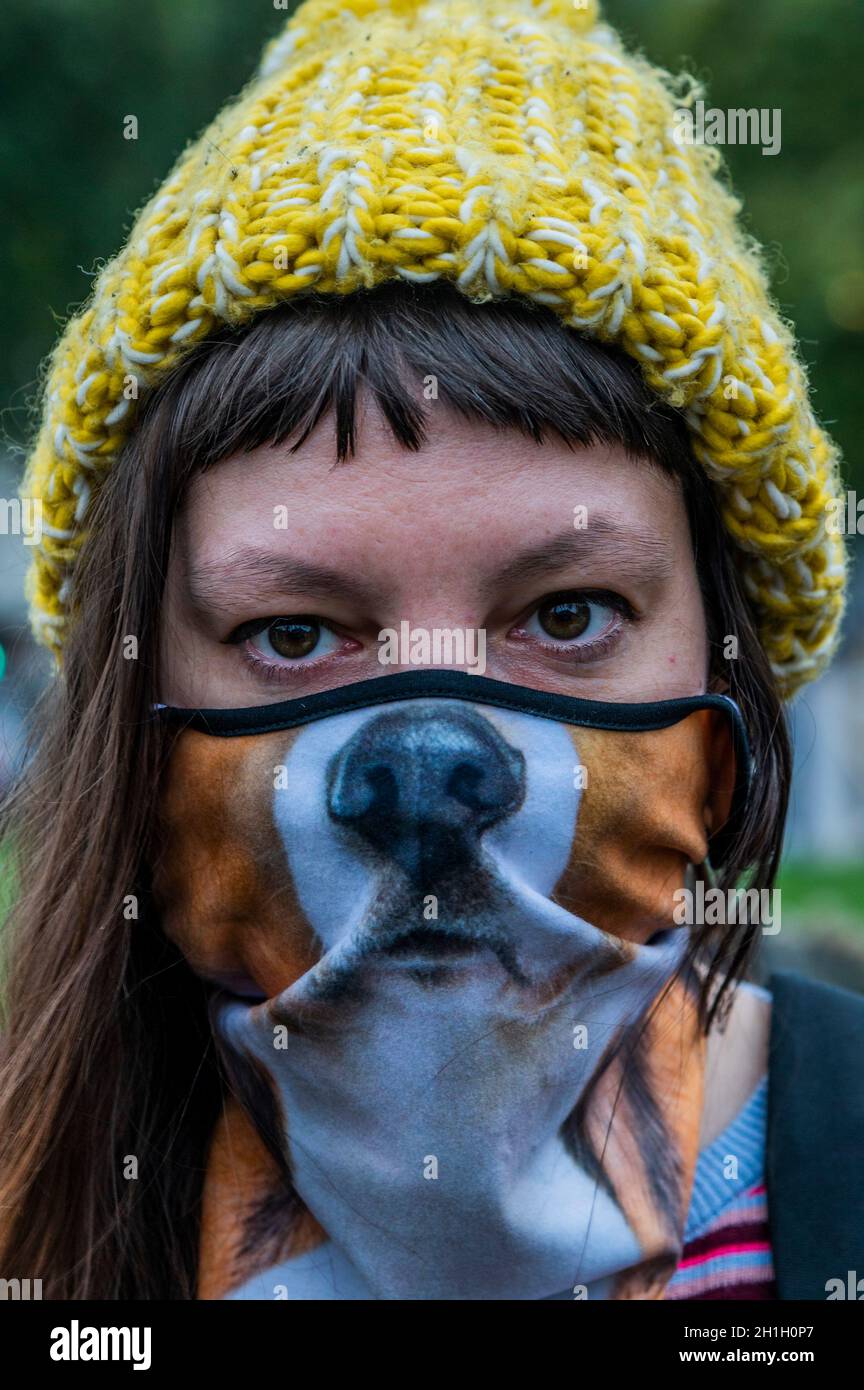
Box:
153, 670, 750, 1301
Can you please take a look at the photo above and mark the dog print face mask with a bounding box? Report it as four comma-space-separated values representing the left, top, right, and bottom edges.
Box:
153, 670, 749, 1302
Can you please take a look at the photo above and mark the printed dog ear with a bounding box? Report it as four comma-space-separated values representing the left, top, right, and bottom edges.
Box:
701, 706, 740, 843
153, 727, 320, 998
554, 713, 728, 943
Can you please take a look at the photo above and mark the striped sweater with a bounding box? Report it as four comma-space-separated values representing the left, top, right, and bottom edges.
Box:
666, 1075, 775, 1299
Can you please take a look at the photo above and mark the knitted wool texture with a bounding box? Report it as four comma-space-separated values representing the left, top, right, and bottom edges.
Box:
22, 0, 847, 694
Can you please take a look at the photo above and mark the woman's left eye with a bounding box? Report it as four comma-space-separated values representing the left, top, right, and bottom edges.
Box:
234, 616, 342, 664
521, 594, 623, 647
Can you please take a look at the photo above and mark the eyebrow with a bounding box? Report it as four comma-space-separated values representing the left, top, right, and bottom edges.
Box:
185, 518, 674, 617
489, 520, 674, 591
185, 550, 386, 617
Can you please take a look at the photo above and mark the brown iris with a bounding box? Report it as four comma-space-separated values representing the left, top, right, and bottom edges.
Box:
266, 617, 320, 659
536, 598, 591, 641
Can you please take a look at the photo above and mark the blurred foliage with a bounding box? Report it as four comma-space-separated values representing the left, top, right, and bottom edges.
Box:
0, 0, 861, 483
778, 859, 864, 935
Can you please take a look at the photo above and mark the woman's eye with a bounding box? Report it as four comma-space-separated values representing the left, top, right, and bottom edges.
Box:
524, 595, 618, 646
248, 617, 340, 663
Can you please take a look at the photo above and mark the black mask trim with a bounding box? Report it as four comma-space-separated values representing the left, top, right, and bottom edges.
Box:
157, 668, 745, 739
157, 670, 752, 854
157, 672, 752, 865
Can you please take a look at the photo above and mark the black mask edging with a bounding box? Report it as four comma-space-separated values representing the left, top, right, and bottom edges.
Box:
155, 670, 752, 865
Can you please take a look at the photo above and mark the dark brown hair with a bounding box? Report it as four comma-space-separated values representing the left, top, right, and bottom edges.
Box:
0, 280, 790, 1298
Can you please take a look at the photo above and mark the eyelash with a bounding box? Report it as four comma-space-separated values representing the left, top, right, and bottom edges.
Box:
225, 590, 636, 682
242, 646, 329, 684
225, 616, 350, 683
510, 590, 634, 661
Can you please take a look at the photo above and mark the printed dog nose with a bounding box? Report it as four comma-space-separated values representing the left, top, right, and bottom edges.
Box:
327, 705, 526, 881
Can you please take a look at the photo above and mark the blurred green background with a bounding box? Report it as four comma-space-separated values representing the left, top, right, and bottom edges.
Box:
0, 0, 861, 975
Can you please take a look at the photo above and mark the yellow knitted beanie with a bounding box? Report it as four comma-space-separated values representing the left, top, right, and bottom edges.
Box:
22, 0, 846, 694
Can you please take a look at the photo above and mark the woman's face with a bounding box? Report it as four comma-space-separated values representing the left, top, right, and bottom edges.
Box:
159, 394, 708, 708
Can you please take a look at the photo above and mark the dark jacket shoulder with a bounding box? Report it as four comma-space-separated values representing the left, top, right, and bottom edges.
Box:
767, 970, 864, 1300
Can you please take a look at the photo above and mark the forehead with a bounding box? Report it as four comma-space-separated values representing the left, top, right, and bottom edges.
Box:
175, 400, 686, 575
